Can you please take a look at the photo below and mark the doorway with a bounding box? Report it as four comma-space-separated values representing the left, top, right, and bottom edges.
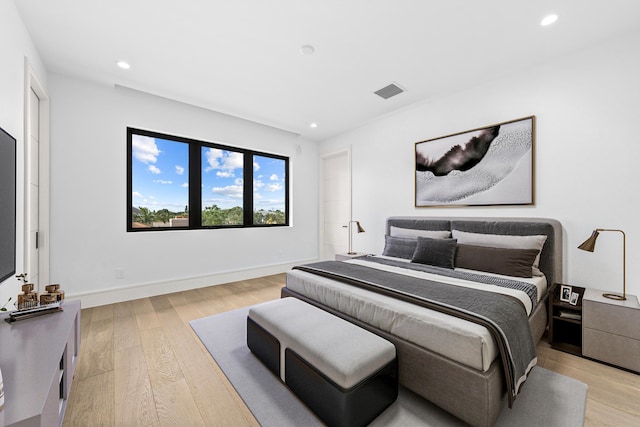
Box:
24, 63, 50, 290
319, 149, 351, 260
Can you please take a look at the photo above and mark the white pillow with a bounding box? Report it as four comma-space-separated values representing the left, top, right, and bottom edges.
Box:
390, 226, 451, 239
451, 230, 547, 276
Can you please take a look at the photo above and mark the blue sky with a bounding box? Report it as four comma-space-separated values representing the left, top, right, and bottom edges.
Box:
131, 134, 286, 212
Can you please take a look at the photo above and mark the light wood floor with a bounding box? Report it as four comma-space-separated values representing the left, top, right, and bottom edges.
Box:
63, 274, 640, 426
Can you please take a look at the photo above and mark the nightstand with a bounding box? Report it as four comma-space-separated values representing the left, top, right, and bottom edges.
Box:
335, 253, 368, 261
548, 283, 585, 356
582, 289, 640, 373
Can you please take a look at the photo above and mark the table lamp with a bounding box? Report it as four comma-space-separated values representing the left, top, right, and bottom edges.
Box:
345, 220, 365, 255
578, 228, 627, 300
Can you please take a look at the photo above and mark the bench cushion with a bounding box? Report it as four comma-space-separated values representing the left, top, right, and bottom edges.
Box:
248, 297, 396, 389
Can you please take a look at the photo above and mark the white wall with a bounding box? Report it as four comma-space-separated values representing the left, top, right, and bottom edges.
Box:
320, 29, 640, 298
48, 75, 318, 306
0, 1, 48, 309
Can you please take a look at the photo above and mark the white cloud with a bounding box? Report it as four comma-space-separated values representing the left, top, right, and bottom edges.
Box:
181, 182, 189, 188
153, 179, 172, 184
133, 191, 144, 198
175, 165, 184, 175
148, 165, 161, 174
234, 178, 244, 185
265, 183, 282, 192
212, 185, 243, 198
270, 174, 279, 181
254, 179, 265, 190
132, 135, 160, 164
204, 148, 243, 174
217, 171, 233, 178
253, 161, 260, 171
223, 151, 243, 170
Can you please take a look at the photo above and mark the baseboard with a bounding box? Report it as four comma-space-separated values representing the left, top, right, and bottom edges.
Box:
66, 258, 318, 308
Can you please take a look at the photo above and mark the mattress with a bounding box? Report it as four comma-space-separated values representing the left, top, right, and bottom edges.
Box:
286, 257, 547, 372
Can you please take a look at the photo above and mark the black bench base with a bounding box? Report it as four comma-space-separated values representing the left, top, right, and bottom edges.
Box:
247, 316, 398, 427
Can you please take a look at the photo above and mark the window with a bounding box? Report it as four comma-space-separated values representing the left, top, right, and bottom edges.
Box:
201, 146, 244, 226
127, 128, 289, 231
252, 155, 287, 225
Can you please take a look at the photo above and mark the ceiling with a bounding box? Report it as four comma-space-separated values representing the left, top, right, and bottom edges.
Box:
15, 0, 640, 141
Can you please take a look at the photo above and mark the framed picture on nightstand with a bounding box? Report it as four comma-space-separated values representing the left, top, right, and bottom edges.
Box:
569, 292, 579, 305
560, 284, 572, 302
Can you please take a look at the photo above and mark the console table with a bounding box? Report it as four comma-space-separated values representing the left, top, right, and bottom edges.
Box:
0, 300, 80, 426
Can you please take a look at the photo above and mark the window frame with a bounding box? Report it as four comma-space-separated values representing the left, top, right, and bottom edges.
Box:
127, 127, 289, 232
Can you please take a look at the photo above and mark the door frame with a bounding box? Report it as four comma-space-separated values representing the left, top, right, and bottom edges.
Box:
24, 61, 50, 290
319, 147, 351, 260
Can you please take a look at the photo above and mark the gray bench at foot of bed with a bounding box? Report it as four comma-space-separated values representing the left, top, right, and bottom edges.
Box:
247, 297, 398, 427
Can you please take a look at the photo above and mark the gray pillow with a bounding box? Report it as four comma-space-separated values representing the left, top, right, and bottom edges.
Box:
451, 230, 547, 276
411, 237, 457, 269
382, 235, 418, 259
390, 226, 451, 239
455, 244, 540, 278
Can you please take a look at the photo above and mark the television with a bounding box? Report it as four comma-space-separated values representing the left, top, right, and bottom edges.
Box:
0, 126, 16, 283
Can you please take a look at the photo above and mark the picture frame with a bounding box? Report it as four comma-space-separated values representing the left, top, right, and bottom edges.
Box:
415, 116, 534, 207
560, 285, 573, 303
569, 292, 580, 306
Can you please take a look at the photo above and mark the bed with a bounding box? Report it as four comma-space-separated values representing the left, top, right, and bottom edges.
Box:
282, 216, 562, 427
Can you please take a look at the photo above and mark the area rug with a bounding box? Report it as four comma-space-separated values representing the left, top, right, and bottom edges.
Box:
190, 306, 588, 426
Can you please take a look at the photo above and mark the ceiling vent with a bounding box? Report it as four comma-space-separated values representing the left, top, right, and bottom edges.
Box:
374, 83, 405, 99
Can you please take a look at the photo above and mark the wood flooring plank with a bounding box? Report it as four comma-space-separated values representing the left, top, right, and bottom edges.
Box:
76, 317, 114, 380
139, 326, 185, 389
63, 371, 115, 427
114, 345, 159, 427
134, 297, 161, 331
194, 287, 230, 315
150, 294, 184, 327
79, 306, 93, 344
584, 396, 640, 427
114, 300, 142, 351
167, 290, 209, 324
164, 322, 258, 426
153, 378, 207, 427
90, 304, 114, 322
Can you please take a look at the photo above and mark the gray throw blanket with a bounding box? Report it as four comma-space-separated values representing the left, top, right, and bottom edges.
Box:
292, 260, 537, 407
369, 255, 539, 313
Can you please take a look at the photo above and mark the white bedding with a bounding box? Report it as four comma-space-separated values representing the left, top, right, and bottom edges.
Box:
285, 257, 547, 372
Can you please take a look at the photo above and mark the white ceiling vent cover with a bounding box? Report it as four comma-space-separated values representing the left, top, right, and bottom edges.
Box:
374, 83, 405, 99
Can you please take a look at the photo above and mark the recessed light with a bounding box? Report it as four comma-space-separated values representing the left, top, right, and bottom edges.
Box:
300, 45, 315, 56
116, 60, 131, 69
540, 14, 558, 26
310, 122, 318, 128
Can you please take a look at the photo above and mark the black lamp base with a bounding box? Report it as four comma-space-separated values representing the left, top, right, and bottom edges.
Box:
603, 292, 626, 301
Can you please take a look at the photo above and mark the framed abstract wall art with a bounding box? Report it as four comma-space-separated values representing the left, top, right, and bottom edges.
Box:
415, 116, 534, 207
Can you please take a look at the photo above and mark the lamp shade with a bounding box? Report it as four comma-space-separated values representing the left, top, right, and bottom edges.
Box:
355, 221, 365, 233
577, 230, 599, 252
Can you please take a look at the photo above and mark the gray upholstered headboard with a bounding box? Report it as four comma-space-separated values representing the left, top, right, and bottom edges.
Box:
386, 216, 563, 288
